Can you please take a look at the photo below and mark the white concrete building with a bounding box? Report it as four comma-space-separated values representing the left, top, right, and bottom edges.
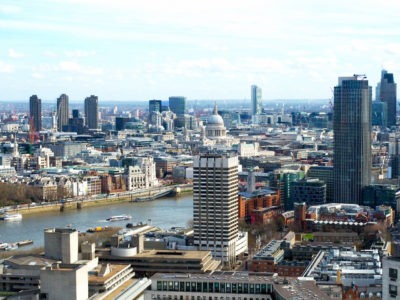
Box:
193, 154, 247, 264
125, 156, 158, 190
238, 142, 259, 157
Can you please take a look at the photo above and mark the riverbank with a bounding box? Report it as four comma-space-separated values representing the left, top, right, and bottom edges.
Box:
6, 186, 193, 216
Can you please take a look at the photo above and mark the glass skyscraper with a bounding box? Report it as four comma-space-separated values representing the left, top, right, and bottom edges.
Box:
149, 99, 162, 114
168, 96, 186, 116
333, 75, 372, 204
251, 85, 262, 116
376, 70, 397, 127
57, 93, 69, 132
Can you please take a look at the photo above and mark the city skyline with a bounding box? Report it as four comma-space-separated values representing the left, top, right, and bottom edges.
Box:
1, 1, 399, 101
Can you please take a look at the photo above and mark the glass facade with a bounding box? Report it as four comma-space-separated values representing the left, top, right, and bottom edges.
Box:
333, 76, 371, 204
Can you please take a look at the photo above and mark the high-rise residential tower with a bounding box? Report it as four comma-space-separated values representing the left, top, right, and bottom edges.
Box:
251, 85, 262, 116
84, 95, 98, 129
376, 70, 397, 127
333, 75, 372, 204
193, 154, 240, 263
168, 96, 186, 116
29, 95, 42, 132
57, 93, 69, 132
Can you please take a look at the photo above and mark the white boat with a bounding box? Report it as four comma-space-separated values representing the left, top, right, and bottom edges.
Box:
1, 213, 22, 221
5, 243, 18, 251
106, 214, 132, 222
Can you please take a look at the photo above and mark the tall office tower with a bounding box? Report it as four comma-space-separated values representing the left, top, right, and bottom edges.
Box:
389, 137, 400, 179
376, 70, 397, 127
29, 95, 42, 132
84, 95, 99, 129
333, 75, 372, 204
72, 109, 79, 119
169, 96, 186, 116
57, 94, 69, 132
149, 99, 162, 114
193, 154, 239, 263
251, 85, 262, 116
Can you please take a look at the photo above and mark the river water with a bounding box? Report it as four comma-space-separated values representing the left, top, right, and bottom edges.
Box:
0, 195, 193, 248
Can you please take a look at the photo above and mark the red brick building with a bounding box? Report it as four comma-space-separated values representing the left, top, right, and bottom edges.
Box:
238, 188, 281, 224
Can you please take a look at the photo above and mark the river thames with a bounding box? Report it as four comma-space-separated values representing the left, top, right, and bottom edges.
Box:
0, 195, 193, 248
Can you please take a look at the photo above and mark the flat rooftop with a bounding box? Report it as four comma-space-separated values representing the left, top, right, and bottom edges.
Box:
133, 250, 211, 260
254, 240, 283, 259
89, 264, 131, 284
273, 279, 332, 300
5, 254, 58, 267
151, 272, 272, 283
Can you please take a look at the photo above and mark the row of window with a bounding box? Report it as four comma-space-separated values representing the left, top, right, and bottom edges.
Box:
150, 295, 271, 300
156, 281, 272, 295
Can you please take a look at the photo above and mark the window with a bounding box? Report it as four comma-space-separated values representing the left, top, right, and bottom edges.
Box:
390, 284, 398, 296
180, 282, 185, 292
157, 281, 162, 291
209, 282, 214, 293
203, 282, 208, 292
261, 284, 266, 294
232, 284, 237, 293
215, 282, 220, 293
249, 284, 254, 294
390, 268, 398, 280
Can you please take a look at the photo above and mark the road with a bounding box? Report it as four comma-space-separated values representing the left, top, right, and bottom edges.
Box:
1, 184, 191, 213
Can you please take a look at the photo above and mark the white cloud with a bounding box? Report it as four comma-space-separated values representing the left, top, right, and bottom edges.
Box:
58, 61, 103, 75
43, 51, 58, 58
0, 4, 21, 14
8, 48, 24, 58
65, 50, 96, 58
31, 73, 44, 79
0, 60, 14, 73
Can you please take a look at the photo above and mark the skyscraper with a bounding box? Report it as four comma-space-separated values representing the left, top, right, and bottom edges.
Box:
29, 94, 42, 132
193, 154, 239, 262
376, 70, 397, 127
57, 93, 69, 132
251, 85, 262, 116
333, 75, 372, 204
149, 99, 162, 114
84, 95, 98, 129
169, 96, 186, 116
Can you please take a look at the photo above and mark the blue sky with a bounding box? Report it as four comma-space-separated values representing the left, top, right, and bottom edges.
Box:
1, 0, 399, 102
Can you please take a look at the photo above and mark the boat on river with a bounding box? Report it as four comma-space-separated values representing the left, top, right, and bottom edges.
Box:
17, 240, 34, 247
0, 213, 22, 221
106, 215, 132, 222
87, 226, 111, 233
